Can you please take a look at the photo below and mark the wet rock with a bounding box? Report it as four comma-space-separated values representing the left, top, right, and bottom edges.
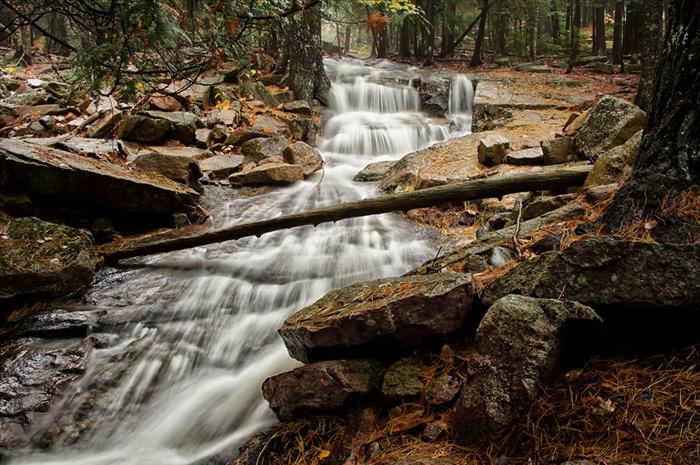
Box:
281, 100, 312, 115
418, 79, 449, 117
451, 295, 602, 445
354, 161, 396, 182
199, 154, 244, 179
241, 135, 288, 163
584, 130, 642, 187
478, 134, 510, 167
541, 136, 578, 164
130, 152, 203, 192
225, 127, 270, 146
425, 373, 462, 406
283, 142, 323, 176
229, 163, 303, 187
382, 358, 424, 398
0, 217, 98, 305
3, 307, 103, 339
0, 139, 198, 218
0, 337, 94, 448
482, 237, 700, 339
573, 95, 646, 160
505, 147, 544, 165
280, 272, 475, 363
262, 359, 384, 420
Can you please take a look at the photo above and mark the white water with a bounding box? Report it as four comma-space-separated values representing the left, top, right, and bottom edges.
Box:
9, 59, 473, 465
448, 75, 475, 133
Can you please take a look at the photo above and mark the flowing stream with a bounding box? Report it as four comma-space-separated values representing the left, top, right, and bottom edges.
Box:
10, 59, 473, 465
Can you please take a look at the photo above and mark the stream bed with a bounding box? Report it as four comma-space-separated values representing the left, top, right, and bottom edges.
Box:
8, 59, 473, 465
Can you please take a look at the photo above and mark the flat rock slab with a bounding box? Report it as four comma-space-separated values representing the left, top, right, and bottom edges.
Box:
451, 295, 602, 445
280, 272, 475, 363
229, 163, 303, 187
262, 359, 384, 420
199, 154, 244, 179
0, 139, 198, 217
0, 337, 93, 449
0, 217, 99, 305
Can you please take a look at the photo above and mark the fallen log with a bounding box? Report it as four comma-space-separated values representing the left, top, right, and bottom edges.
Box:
100, 165, 592, 262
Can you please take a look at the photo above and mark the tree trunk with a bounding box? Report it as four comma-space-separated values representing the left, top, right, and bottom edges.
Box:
601, 0, 700, 243
623, 1, 643, 54
592, 1, 606, 55
377, 26, 388, 58
344, 25, 351, 53
286, 5, 330, 105
550, 0, 560, 41
471, 0, 490, 66
494, 1, 508, 54
612, 1, 625, 65
440, 0, 457, 57
568, 0, 581, 71
101, 167, 592, 262
635, 0, 663, 111
400, 20, 412, 57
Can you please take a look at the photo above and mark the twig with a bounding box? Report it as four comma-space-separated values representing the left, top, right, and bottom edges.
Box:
512, 198, 523, 257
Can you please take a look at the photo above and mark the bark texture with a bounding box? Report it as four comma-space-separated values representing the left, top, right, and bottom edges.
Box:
602, 0, 700, 242
286, 5, 330, 105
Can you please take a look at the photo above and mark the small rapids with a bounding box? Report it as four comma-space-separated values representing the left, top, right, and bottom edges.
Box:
9, 59, 474, 465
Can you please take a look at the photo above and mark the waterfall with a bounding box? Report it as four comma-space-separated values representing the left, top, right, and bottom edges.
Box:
9, 59, 469, 465
448, 75, 474, 133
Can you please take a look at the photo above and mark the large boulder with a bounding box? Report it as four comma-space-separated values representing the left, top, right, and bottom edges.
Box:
283, 142, 323, 176
451, 295, 602, 445
573, 95, 646, 160
482, 237, 700, 347
477, 134, 510, 167
225, 127, 270, 146
241, 135, 288, 163
280, 272, 476, 363
0, 337, 94, 448
261, 359, 384, 420
281, 100, 312, 115
130, 152, 203, 192
141, 111, 200, 144
482, 237, 700, 311
584, 130, 643, 187
229, 163, 304, 187
0, 139, 198, 218
0, 217, 98, 305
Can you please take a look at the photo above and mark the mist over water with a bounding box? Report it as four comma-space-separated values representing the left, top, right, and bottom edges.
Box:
9, 59, 473, 465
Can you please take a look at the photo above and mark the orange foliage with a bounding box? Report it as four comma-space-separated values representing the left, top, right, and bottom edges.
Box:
367, 12, 389, 34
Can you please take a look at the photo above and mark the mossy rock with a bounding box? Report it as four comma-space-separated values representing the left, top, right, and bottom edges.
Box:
0, 217, 99, 306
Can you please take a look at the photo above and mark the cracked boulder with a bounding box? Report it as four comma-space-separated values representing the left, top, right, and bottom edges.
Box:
451, 295, 602, 446
280, 272, 476, 363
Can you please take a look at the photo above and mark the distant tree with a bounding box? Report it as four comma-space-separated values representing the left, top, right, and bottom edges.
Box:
612, 0, 625, 65
636, 0, 664, 111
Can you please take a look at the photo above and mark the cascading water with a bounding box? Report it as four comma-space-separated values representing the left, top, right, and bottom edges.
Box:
8, 59, 473, 465
448, 75, 475, 134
